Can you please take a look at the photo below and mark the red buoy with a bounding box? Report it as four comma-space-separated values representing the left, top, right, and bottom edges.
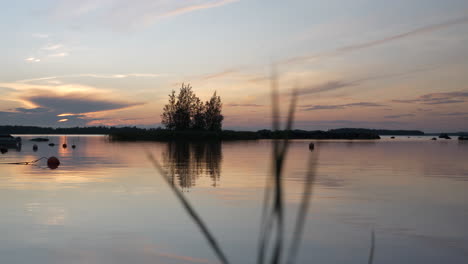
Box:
47, 156, 60, 169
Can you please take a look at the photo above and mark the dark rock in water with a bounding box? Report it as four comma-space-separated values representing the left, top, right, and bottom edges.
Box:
309, 142, 314, 151
391, 136, 395, 139
439, 133, 451, 139
0, 147, 7, 154
431, 137, 437, 140
62, 143, 67, 148
459, 136, 468, 141
30, 138, 49, 142
71, 145, 76, 149
47, 156, 60, 169
33, 144, 38, 151
48, 143, 55, 146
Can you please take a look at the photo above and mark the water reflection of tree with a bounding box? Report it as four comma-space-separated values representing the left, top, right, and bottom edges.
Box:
162, 141, 222, 189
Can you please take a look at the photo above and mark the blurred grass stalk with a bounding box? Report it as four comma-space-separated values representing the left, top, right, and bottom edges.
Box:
147, 71, 339, 264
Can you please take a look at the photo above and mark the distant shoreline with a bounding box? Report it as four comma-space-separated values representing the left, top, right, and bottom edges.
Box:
108, 129, 381, 141
2, 126, 466, 141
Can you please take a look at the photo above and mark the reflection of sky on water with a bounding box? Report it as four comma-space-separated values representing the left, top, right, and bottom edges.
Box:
0, 136, 467, 263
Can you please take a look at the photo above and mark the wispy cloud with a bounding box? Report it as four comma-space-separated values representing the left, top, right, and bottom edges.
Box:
302, 102, 386, 111
14, 107, 50, 113
42, 44, 63, 51
437, 112, 468, 116
393, 91, 468, 105
25, 57, 40, 62
17, 73, 165, 83
384, 114, 415, 119
24, 91, 143, 114
32, 33, 49, 38
153, 0, 239, 20
227, 103, 263, 107
0, 87, 144, 127
201, 69, 239, 80
298, 80, 357, 95
283, 16, 468, 65
293, 119, 409, 129
49, 52, 69, 57
52, 0, 240, 30
337, 16, 468, 52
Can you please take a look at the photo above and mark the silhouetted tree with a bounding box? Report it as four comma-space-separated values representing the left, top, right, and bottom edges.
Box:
173, 83, 197, 130
161, 90, 176, 129
192, 97, 206, 130
161, 84, 223, 131
204, 92, 224, 131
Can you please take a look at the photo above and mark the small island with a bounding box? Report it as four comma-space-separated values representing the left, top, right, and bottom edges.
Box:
2, 85, 441, 141
109, 84, 381, 141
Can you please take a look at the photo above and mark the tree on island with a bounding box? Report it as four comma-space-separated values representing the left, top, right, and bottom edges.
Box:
161, 83, 224, 131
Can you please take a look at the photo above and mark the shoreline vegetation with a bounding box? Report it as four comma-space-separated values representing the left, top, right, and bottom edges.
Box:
2, 126, 468, 141
109, 128, 382, 141
0, 126, 466, 141
0, 125, 441, 140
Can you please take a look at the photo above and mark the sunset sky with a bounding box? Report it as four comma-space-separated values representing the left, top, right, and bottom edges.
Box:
1, 0, 467, 132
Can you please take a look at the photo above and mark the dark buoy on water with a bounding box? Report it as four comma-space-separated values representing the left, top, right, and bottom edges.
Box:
47, 156, 60, 169
72, 145, 76, 149
62, 143, 67, 148
49, 143, 55, 146
309, 142, 315, 151
33, 144, 38, 151
0, 147, 7, 154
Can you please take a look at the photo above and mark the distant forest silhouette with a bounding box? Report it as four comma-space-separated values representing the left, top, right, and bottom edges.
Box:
2, 125, 438, 139
0, 125, 143, 135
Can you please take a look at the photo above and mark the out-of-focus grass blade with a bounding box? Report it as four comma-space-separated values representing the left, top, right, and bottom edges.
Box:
147, 153, 230, 264
368, 230, 375, 264
286, 148, 318, 264
258, 72, 298, 264
270, 89, 297, 264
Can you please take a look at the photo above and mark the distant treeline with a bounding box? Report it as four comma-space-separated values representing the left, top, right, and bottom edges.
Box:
110, 128, 381, 141
425, 132, 468, 136
2, 125, 440, 140
329, 128, 425, 135
0, 125, 143, 135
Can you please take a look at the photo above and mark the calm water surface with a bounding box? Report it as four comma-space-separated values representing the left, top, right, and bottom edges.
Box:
1, 135, 467, 264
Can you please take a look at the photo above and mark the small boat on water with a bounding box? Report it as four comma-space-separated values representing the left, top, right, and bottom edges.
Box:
0, 134, 22, 148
